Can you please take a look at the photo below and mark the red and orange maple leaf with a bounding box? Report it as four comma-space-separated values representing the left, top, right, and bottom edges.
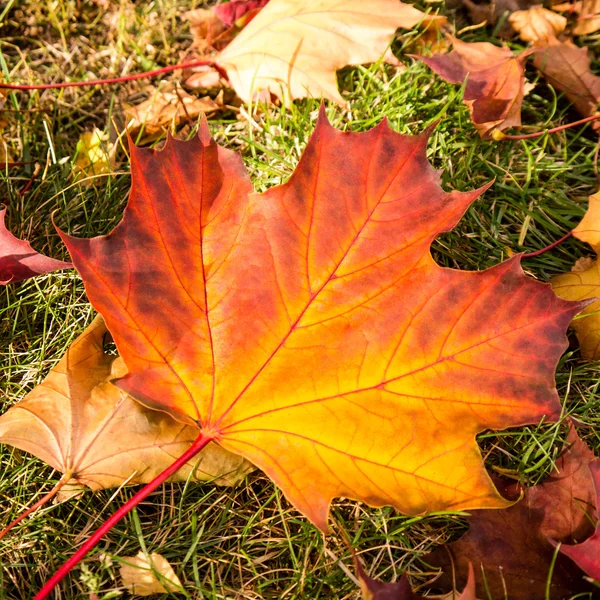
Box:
59, 110, 581, 531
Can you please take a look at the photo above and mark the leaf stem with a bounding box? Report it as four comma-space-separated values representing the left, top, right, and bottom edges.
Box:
521, 231, 573, 259
498, 114, 600, 140
0, 60, 221, 91
0, 476, 67, 541
34, 432, 212, 599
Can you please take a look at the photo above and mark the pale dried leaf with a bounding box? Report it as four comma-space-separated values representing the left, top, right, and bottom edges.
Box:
509, 6, 567, 41
119, 552, 183, 596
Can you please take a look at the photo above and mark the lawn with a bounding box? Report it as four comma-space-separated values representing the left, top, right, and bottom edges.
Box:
1, 1, 600, 598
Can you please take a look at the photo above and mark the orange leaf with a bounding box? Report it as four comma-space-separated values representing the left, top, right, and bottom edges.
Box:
59, 111, 581, 531
509, 6, 567, 42
417, 39, 533, 139
0, 316, 252, 492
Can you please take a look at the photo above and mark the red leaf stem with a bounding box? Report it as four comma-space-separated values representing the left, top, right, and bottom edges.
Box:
34, 432, 213, 599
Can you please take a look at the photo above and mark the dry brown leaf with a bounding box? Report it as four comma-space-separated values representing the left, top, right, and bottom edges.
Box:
509, 6, 567, 41
215, 0, 443, 104
72, 129, 117, 184
124, 84, 221, 139
119, 552, 183, 596
533, 39, 600, 118
0, 316, 253, 492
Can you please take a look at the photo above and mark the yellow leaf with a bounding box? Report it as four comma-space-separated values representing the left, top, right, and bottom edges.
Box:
73, 128, 116, 183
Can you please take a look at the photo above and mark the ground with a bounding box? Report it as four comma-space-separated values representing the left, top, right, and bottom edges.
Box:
1, 1, 600, 598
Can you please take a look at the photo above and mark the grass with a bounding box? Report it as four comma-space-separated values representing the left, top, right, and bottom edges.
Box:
1, 0, 600, 598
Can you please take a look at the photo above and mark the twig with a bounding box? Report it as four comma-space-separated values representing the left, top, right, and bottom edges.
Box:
20, 163, 41, 195
34, 432, 212, 599
0, 477, 68, 541
495, 115, 600, 141
0, 60, 222, 91
522, 231, 573, 259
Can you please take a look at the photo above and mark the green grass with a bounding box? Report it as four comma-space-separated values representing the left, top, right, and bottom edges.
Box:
1, 1, 600, 598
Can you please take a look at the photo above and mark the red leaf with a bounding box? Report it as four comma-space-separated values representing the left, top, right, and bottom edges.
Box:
426, 429, 598, 599
557, 460, 600, 582
0, 207, 72, 284
418, 38, 532, 139
213, 0, 269, 28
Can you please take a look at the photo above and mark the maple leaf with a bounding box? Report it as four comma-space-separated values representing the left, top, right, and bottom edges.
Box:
0, 207, 72, 284
417, 39, 533, 139
0, 316, 252, 493
533, 39, 600, 119
57, 110, 581, 532
509, 6, 567, 42
212, 0, 441, 104
552, 191, 600, 360
425, 429, 597, 599
556, 460, 600, 582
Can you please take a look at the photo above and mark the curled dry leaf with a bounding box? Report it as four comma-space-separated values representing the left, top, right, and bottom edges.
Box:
556, 460, 600, 582
72, 128, 117, 184
0, 316, 253, 493
124, 85, 221, 140
0, 207, 72, 284
214, 0, 443, 104
426, 428, 597, 599
417, 38, 533, 139
119, 551, 183, 596
357, 559, 476, 599
59, 108, 581, 531
533, 39, 600, 119
553, 0, 600, 35
509, 6, 567, 42
552, 192, 600, 360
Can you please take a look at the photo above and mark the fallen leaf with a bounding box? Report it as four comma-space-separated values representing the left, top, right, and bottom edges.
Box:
509, 6, 567, 42
72, 128, 117, 183
214, 0, 270, 28
124, 84, 221, 140
0, 316, 253, 492
556, 460, 600, 582
461, 0, 541, 26
59, 109, 581, 531
119, 552, 183, 596
0, 207, 72, 284
214, 0, 441, 104
533, 39, 600, 119
357, 559, 476, 599
552, 191, 600, 360
553, 0, 600, 34
425, 429, 597, 599
417, 38, 533, 139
